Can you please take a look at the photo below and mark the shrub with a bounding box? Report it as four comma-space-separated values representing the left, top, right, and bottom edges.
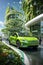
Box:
0, 41, 24, 65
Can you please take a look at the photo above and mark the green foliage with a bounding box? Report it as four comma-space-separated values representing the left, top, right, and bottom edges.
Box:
2, 6, 30, 37
22, 0, 43, 21
0, 41, 24, 65
22, 0, 33, 22
6, 6, 15, 14
22, 0, 43, 37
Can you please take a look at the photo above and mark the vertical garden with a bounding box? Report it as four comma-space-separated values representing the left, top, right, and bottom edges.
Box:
22, 0, 43, 38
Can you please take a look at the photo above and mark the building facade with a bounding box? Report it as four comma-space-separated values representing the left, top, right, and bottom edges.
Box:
27, 0, 43, 38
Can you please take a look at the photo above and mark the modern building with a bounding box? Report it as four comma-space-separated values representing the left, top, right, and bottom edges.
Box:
24, 0, 43, 38
41, 21, 43, 37
25, 14, 43, 38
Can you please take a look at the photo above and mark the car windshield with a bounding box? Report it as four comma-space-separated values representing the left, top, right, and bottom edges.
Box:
18, 33, 33, 37
11, 32, 33, 37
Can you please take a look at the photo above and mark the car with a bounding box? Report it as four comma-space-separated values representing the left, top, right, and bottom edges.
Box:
1, 41, 29, 65
9, 32, 39, 48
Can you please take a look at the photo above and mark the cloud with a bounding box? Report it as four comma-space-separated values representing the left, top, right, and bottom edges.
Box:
8, 2, 10, 5
0, 21, 4, 31
0, 21, 5, 35
0, 21, 4, 26
19, 1, 22, 4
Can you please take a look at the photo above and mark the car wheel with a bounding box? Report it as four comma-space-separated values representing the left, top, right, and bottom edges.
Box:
16, 40, 20, 48
39, 38, 41, 45
9, 40, 11, 45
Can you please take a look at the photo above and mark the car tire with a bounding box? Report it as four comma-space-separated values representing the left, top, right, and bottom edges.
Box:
39, 39, 41, 45
16, 40, 20, 48
9, 40, 11, 45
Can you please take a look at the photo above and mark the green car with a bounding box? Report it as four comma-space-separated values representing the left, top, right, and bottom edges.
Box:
9, 33, 39, 48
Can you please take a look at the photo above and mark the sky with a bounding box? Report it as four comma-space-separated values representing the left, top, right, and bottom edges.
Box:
0, 0, 22, 33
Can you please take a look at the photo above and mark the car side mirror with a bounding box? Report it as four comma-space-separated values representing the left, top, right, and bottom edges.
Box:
14, 33, 18, 37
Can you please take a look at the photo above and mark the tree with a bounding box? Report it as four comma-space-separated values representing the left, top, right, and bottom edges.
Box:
2, 6, 30, 37
4, 6, 24, 36
22, 0, 43, 21
22, 0, 33, 22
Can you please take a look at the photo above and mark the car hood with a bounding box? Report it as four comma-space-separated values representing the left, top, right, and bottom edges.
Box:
18, 37, 38, 41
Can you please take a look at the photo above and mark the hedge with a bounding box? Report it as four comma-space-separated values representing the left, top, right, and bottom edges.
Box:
0, 41, 24, 65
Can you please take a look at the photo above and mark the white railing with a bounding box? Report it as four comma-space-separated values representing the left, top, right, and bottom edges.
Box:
25, 14, 43, 28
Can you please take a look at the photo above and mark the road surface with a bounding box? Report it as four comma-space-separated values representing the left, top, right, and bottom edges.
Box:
22, 39, 43, 65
